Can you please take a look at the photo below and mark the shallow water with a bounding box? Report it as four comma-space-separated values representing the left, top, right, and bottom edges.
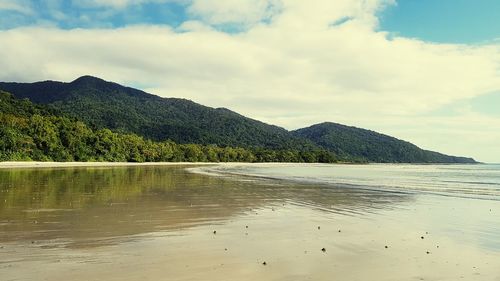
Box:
199, 163, 500, 200
1, 164, 500, 281
0, 165, 406, 246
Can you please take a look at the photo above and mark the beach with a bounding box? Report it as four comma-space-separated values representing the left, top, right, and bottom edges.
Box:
0, 161, 216, 169
1, 163, 499, 280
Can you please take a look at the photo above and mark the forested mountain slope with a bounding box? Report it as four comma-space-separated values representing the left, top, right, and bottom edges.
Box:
292, 122, 476, 163
0, 76, 476, 163
0, 91, 336, 163
0, 76, 313, 150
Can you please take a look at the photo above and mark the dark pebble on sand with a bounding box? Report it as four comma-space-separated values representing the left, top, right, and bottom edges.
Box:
385, 246, 388, 249
321, 248, 326, 252
318, 226, 321, 230
426, 251, 430, 254
262, 261, 267, 265
213, 230, 217, 234
421, 236, 424, 239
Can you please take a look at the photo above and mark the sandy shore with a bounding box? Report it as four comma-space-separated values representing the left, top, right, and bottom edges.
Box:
0, 161, 219, 169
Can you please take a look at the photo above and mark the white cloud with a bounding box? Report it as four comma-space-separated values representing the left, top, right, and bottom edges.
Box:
187, 0, 282, 26
72, 0, 141, 9
72, 0, 188, 9
0, 0, 34, 14
0, 0, 499, 161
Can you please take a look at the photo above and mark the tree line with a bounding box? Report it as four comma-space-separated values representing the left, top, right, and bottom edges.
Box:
0, 92, 337, 163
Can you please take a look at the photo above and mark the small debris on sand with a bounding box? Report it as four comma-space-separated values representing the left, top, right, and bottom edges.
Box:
385, 245, 388, 249
321, 248, 326, 252
213, 230, 217, 235
262, 261, 267, 266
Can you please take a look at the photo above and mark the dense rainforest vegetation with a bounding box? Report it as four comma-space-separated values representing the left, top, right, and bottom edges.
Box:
292, 122, 476, 163
0, 91, 337, 163
0, 76, 314, 150
0, 76, 476, 163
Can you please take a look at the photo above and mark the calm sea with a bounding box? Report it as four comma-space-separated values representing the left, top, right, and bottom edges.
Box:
196, 163, 500, 200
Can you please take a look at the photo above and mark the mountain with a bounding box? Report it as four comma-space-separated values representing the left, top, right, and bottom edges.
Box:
0, 76, 477, 163
292, 122, 476, 163
0, 76, 314, 150
1, 91, 335, 163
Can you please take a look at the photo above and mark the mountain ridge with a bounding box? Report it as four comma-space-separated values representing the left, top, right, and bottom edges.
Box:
0, 75, 309, 150
1, 90, 320, 163
0, 75, 477, 163
292, 122, 476, 163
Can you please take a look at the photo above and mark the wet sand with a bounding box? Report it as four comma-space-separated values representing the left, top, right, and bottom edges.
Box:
1, 164, 500, 280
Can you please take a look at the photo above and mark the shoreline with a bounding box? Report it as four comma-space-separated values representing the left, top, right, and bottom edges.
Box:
0, 161, 220, 169
0, 161, 342, 169
0, 161, 339, 169
0, 161, 483, 169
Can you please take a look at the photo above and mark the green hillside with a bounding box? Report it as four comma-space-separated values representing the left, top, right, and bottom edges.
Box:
0, 76, 476, 163
292, 122, 476, 163
0, 91, 336, 163
0, 76, 313, 150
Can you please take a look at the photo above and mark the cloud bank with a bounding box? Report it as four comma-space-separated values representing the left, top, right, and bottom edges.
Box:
0, 0, 499, 161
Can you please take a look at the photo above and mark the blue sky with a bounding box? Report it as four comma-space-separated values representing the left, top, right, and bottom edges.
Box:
379, 0, 500, 44
0, 0, 499, 162
0, 1, 188, 29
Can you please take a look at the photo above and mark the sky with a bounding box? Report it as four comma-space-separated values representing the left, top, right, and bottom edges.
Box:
0, 0, 499, 162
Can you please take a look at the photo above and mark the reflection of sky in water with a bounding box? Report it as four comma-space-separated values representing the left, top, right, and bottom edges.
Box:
206, 164, 500, 200
390, 195, 500, 252
1, 164, 499, 252
203, 164, 500, 252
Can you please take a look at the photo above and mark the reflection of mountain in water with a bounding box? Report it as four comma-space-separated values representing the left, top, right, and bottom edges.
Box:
0, 165, 411, 247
